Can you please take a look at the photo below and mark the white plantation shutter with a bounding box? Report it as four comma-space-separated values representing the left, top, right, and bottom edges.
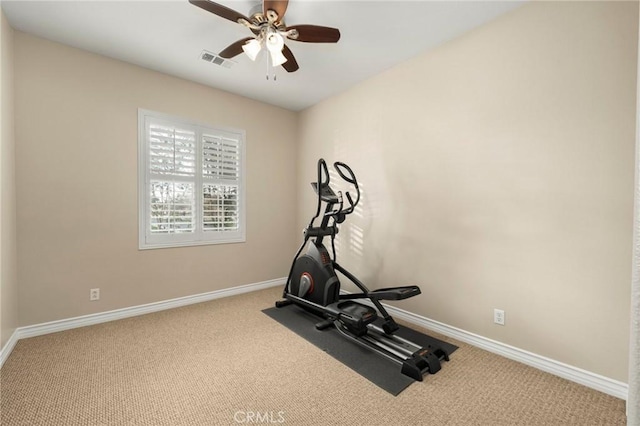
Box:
150, 181, 195, 234
202, 134, 240, 180
202, 133, 241, 232
139, 110, 245, 249
149, 125, 197, 177
148, 123, 197, 235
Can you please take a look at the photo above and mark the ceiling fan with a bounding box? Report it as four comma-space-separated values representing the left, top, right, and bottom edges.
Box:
189, 0, 341, 73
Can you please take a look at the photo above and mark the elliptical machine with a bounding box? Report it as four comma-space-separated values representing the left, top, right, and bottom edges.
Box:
276, 159, 449, 381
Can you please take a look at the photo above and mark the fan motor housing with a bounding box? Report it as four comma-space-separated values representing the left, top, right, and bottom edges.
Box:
247, 4, 286, 29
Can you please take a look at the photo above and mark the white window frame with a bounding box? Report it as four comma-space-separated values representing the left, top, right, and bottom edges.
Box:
138, 109, 246, 250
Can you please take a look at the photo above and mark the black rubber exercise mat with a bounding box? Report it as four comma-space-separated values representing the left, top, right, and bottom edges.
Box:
262, 305, 457, 395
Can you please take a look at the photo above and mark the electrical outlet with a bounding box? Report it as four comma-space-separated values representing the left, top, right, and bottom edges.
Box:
494, 308, 505, 325
90, 288, 100, 301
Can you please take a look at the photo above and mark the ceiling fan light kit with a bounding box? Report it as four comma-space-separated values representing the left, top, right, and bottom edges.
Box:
242, 38, 262, 61
189, 0, 341, 74
266, 29, 287, 66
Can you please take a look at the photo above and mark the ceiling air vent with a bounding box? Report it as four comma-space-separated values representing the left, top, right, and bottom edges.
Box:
200, 50, 234, 69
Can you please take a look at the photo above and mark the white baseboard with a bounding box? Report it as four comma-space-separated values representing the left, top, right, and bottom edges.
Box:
2, 278, 628, 402
0, 277, 285, 368
382, 302, 629, 401
0, 329, 19, 368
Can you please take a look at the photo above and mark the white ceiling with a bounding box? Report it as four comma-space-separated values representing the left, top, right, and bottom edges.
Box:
2, 0, 524, 111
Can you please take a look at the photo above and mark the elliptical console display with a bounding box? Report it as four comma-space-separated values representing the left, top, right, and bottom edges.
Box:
276, 159, 449, 381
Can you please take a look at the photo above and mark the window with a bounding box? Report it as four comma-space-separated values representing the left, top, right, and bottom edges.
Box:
138, 109, 245, 249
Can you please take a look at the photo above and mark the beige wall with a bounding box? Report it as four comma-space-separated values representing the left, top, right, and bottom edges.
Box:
298, 1, 638, 382
14, 33, 298, 326
1, 9, 17, 349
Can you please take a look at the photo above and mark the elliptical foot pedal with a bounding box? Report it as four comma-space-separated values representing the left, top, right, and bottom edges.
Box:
326, 301, 378, 336
369, 286, 422, 300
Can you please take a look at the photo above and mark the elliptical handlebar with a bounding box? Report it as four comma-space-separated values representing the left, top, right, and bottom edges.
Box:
333, 161, 356, 184
312, 159, 331, 220
309, 158, 361, 230
318, 158, 330, 188
333, 161, 360, 215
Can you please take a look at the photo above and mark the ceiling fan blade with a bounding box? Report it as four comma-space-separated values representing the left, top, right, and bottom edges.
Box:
286, 25, 341, 43
281, 45, 299, 73
263, 0, 289, 21
219, 37, 254, 59
189, 0, 250, 24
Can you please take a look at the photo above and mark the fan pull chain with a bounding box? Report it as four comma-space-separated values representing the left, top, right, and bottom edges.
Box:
265, 54, 277, 81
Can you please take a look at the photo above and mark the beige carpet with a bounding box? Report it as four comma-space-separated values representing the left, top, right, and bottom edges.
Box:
0, 287, 627, 425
